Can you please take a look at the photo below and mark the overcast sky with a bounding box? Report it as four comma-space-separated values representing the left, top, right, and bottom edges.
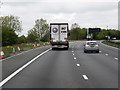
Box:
1, 0, 119, 36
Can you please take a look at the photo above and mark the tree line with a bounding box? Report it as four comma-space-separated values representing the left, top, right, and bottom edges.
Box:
1, 15, 120, 46
1, 15, 49, 46
69, 23, 120, 40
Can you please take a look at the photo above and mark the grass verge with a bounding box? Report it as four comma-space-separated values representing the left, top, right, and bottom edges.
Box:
1, 42, 50, 58
102, 40, 120, 48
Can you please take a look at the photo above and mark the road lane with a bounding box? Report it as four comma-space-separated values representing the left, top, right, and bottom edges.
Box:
3, 45, 88, 88
2, 41, 118, 88
74, 41, 118, 88
2, 46, 51, 80
0, 48, 51, 87
99, 41, 118, 58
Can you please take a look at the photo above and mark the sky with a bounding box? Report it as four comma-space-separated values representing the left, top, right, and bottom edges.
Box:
0, 0, 119, 36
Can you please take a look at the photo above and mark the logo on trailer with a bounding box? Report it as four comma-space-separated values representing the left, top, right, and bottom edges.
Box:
52, 27, 58, 33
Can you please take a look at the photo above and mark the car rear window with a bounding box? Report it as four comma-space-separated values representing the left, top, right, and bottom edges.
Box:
87, 42, 97, 45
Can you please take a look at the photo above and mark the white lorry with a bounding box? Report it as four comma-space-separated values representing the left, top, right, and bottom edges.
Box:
50, 23, 70, 49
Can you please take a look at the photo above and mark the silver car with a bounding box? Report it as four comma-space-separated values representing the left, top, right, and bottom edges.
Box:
84, 41, 99, 53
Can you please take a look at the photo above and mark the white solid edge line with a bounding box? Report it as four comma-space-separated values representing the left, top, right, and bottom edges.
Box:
77, 64, 80, 66
1, 48, 35, 61
0, 48, 51, 87
100, 41, 118, 49
1, 46, 49, 62
1, 47, 39, 61
83, 75, 88, 80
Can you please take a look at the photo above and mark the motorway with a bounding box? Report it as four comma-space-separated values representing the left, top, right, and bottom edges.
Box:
0, 41, 118, 88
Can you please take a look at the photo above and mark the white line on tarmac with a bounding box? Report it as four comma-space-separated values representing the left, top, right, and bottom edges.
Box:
114, 58, 118, 60
100, 41, 118, 49
74, 57, 77, 60
83, 75, 88, 80
72, 51, 74, 52
77, 64, 80, 66
73, 54, 75, 56
1, 46, 46, 62
0, 48, 51, 87
99, 51, 102, 53
105, 54, 108, 56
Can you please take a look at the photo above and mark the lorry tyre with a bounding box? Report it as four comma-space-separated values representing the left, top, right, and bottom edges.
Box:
66, 45, 69, 50
52, 47, 55, 50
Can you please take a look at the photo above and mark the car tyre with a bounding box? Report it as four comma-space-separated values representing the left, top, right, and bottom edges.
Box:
96, 50, 99, 53
84, 50, 87, 53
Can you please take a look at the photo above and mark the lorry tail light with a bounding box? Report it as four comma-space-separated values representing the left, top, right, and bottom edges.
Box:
64, 38, 68, 41
51, 38, 55, 40
51, 38, 55, 42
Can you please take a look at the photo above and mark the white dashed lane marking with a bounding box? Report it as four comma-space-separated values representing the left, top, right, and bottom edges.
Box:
83, 75, 88, 80
72, 51, 74, 52
105, 54, 108, 55
114, 58, 118, 60
74, 57, 77, 60
77, 64, 80, 66
73, 54, 75, 56
99, 51, 102, 53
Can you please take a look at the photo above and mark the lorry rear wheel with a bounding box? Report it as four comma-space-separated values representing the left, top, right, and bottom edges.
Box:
52, 47, 55, 50
66, 45, 69, 50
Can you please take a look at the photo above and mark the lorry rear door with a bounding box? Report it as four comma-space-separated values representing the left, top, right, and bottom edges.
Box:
51, 25, 59, 42
60, 25, 68, 41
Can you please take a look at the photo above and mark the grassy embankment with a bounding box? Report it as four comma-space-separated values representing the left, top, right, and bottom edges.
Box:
102, 40, 120, 48
1, 42, 50, 58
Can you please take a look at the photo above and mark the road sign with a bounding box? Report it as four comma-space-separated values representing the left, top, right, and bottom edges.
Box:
89, 28, 101, 34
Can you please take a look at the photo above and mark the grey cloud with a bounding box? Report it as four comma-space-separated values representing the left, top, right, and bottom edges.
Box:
3, 1, 117, 14
1, 0, 118, 36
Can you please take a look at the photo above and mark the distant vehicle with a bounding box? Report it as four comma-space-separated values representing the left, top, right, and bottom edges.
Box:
84, 41, 99, 53
50, 23, 70, 49
111, 37, 116, 40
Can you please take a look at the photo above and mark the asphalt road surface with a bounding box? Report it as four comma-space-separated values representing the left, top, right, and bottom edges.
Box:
0, 41, 118, 88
